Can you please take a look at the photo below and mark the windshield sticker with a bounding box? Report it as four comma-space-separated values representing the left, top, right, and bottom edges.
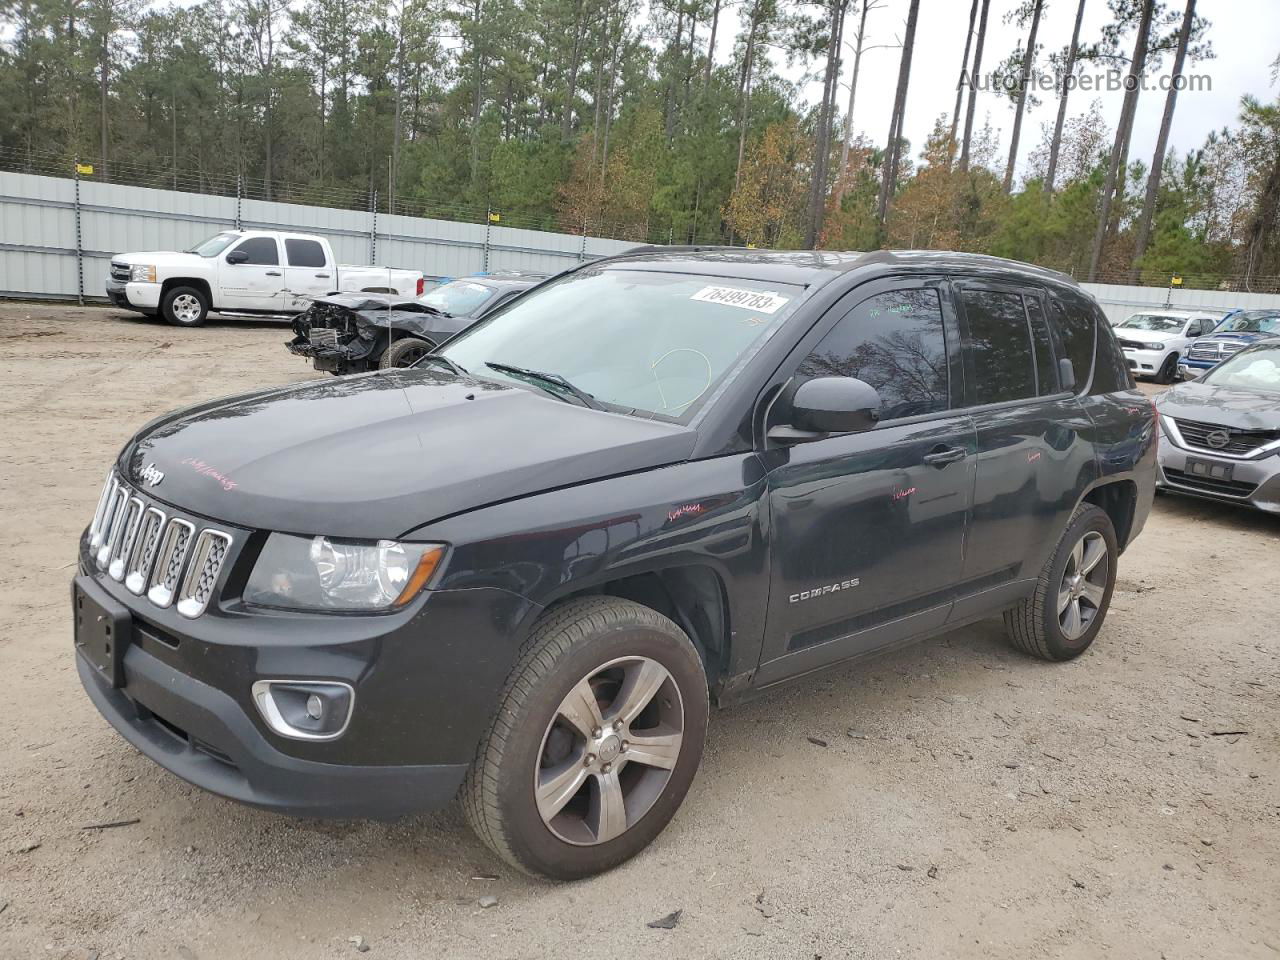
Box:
691, 286, 790, 314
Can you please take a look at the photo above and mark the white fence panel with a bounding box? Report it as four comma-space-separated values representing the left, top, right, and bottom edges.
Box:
0, 171, 640, 302
1081, 282, 1280, 324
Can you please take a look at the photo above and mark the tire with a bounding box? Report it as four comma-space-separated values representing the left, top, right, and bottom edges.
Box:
160, 285, 209, 327
379, 336, 435, 369
1155, 352, 1179, 384
1004, 503, 1118, 662
462, 596, 709, 880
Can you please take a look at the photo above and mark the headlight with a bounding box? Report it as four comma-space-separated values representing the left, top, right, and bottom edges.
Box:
130, 264, 157, 282
1144, 341, 1165, 350
244, 534, 445, 611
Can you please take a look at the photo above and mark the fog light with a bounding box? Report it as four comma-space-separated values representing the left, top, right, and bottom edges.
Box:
251, 680, 354, 741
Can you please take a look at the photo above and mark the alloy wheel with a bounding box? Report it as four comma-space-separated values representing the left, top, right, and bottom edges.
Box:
534, 656, 684, 846
173, 294, 202, 323
1058, 530, 1109, 641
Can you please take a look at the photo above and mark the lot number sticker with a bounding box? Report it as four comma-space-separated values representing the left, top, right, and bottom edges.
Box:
691, 285, 790, 314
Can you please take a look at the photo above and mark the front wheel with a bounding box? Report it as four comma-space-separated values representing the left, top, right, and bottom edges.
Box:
160, 285, 209, 327
1155, 352, 1179, 384
1004, 503, 1118, 661
462, 597, 709, 880
379, 336, 435, 369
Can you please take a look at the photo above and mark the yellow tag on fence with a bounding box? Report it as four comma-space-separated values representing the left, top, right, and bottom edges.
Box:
75, 163, 94, 175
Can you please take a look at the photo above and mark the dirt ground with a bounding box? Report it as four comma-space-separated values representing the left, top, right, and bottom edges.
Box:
0, 302, 1276, 960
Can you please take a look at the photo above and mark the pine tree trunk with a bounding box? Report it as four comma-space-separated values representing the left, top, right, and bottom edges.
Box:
876, 0, 920, 227
834, 0, 871, 206
949, 0, 978, 159
734, 0, 762, 192
806, 0, 846, 247
1003, 0, 1044, 192
562, 0, 586, 141
1129, 0, 1195, 279
702, 0, 721, 94
1087, 0, 1154, 281
958, 0, 990, 173
1044, 0, 1086, 194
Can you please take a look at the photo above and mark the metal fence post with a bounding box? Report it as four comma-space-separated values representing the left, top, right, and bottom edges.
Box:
73, 159, 84, 306
579, 220, 588, 262
483, 207, 492, 272
235, 174, 243, 231
370, 190, 378, 264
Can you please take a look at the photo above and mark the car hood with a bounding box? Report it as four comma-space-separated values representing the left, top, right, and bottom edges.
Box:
113, 251, 206, 265
120, 369, 697, 539
1115, 327, 1183, 343
1157, 380, 1280, 431
1197, 331, 1280, 347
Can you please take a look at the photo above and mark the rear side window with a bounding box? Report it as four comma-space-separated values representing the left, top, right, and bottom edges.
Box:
797, 287, 949, 420
232, 237, 279, 265
285, 239, 326, 268
958, 289, 1037, 404
1048, 291, 1097, 390
1025, 298, 1059, 394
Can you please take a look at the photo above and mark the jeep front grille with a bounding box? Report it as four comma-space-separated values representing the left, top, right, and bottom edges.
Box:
176, 530, 232, 618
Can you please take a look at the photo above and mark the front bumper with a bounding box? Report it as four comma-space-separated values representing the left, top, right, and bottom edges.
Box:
106, 279, 161, 313
1156, 431, 1280, 513
74, 530, 538, 818
1122, 347, 1170, 377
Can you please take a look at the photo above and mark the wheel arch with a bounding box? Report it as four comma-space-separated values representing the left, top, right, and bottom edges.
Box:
1079, 479, 1138, 552
160, 277, 212, 307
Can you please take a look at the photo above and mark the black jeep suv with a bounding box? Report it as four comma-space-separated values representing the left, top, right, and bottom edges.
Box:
73, 248, 1154, 879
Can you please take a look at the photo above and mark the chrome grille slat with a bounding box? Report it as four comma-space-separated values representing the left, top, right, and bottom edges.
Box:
125, 506, 166, 594
147, 518, 195, 608
107, 497, 144, 580
95, 487, 130, 568
88, 475, 119, 550
176, 530, 232, 618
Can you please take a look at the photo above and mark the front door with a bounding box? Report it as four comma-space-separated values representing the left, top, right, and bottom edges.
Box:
756, 281, 975, 685
218, 235, 286, 311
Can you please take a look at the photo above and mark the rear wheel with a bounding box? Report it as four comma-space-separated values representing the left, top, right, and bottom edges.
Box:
160, 285, 209, 327
1155, 352, 1179, 384
379, 336, 435, 369
462, 597, 708, 880
1004, 503, 1118, 661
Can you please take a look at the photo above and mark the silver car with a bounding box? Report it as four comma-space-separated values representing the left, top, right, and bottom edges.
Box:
1155, 341, 1280, 512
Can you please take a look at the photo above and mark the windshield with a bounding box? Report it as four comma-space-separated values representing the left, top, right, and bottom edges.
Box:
420, 279, 495, 316
1118, 313, 1186, 333
188, 233, 239, 257
438, 267, 803, 420
1216, 311, 1280, 334
1202, 345, 1280, 392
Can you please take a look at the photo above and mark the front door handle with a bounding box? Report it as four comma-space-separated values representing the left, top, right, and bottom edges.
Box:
923, 445, 967, 467
265, 270, 282, 276
315, 273, 330, 278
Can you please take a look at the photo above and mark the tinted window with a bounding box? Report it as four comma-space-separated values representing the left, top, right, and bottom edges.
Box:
797, 288, 949, 420
960, 290, 1036, 404
233, 237, 279, 265
1025, 298, 1059, 394
285, 238, 326, 268
1048, 291, 1096, 390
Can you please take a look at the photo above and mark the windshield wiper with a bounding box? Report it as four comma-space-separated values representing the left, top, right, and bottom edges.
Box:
413, 354, 468, 376
485, 361, 602, 410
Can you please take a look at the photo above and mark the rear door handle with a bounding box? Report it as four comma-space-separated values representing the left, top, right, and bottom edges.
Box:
923, 445, 967, 467
265, 270, 282, 276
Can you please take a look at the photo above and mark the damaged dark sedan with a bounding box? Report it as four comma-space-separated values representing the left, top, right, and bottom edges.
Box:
287, 271, 546, 374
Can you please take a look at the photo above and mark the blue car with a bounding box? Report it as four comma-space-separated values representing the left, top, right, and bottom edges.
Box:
1179, 310, 1280, 380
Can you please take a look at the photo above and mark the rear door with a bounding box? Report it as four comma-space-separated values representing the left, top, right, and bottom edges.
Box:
218, 235, 285, 311
950, 281, 1095, 610
756, 279, 976, 685
282, 236, 334, 308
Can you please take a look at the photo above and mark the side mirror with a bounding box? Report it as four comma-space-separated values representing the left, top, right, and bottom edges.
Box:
1058, 358, 1077, 391
226, 249, 249, 265
770, 376, 880, 443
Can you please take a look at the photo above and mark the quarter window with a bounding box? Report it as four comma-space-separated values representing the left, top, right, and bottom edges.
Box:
1025, 297, 1059, 395
1048, 292, 1096, 389
285, 238, 326, 268
232, 237, 279, 266
797, 287, 949, 420
959, 290, 1037, 404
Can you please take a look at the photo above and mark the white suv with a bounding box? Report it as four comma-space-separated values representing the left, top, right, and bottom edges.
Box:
1112, 311, 1219, 383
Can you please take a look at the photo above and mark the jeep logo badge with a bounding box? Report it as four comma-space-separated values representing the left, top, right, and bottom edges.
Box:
139, 462, 165, 487
1205, 430, 1230, 450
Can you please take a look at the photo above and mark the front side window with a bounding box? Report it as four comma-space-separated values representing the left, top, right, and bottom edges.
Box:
797, 288, 949, 420
960, 289, 1037, 404
439, 267, 804, 421
285, 238, 326, 268
1049, 293, 1096, 389
232, 237, 279, 266
1202, 345, 1280, 392
189, 233, 238, 257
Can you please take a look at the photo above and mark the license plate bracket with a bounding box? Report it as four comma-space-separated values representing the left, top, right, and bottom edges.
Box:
1185, 456, 1234, 482
73, 580, 132, 688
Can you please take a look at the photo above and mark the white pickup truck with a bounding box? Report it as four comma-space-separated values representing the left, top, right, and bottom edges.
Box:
106, 230, 425, 327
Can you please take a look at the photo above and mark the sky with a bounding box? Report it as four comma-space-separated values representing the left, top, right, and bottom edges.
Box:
773, 0, 1280, 182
